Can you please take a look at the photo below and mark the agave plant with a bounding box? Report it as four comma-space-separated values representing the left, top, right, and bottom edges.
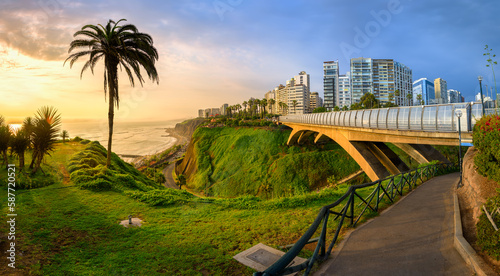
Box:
29, 106, 61, 174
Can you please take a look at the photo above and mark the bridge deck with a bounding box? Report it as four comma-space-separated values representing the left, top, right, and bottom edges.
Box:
315, 173, 474, 276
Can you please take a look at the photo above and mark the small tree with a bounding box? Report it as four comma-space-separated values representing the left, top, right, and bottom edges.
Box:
416, 93, 423, 105
292, 100, 298, 114
484, 45, 498, 109
312, 107, 327, 113
406, 93, 413, 106
176, 174, 186, 189
61, 130, 69, 143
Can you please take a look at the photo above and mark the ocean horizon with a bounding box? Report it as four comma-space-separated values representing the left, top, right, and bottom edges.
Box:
61, 119, 187, 161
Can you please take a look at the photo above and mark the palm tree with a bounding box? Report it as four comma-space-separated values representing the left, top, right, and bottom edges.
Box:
406, 93, 413, 106
242, 101, 248, 116
65, 19, 159, 167
292, 100, 298, 114
30, 106, 61, 174
261, 98, 267, 118
248, 99, 254, 116
236, 104, 242, 117
269, 99, 275, 115
254, 99, 261, 117
282, 102, 289, 115
416, 93, 423, 106
11, 129, 30, 169
61, 130, 69, 143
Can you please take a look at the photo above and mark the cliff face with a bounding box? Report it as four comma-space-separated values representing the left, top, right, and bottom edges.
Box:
173, 127, 361, 198
175, 136, 197, 179
174, 118, 205, 138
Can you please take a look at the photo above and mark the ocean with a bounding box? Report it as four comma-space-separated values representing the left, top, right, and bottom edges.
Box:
61, 119, 184, 162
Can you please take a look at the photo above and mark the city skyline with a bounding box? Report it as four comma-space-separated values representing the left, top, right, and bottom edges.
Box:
1, 0, 499, 122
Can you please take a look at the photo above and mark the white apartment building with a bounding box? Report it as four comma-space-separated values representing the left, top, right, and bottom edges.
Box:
338, 72, 351, 108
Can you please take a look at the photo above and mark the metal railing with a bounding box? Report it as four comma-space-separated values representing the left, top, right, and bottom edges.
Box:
280, 103, 497, 133
254, 162, 457, 276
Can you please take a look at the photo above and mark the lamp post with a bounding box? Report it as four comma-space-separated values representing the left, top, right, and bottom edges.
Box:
478, 76, 486, 116
455, 109, 463, 187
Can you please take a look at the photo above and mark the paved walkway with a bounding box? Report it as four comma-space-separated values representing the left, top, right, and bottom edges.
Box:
315, 172, 474, 276
162, 163, 179, 189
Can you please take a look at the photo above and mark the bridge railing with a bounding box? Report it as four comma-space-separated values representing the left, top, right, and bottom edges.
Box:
280, 103, 496, 133
254, 162, 457, 276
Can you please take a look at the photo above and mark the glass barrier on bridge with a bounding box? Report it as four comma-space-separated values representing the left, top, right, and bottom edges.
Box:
280, 103, 497, 132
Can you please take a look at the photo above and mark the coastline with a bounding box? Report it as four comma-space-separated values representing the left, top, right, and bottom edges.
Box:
128, 127, 189, 166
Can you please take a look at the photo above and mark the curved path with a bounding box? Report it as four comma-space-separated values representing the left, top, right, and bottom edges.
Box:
315, 172, 474, 276
162, 164, 179, 189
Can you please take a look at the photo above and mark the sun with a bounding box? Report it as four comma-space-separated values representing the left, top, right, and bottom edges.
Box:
9, 124, 22, 134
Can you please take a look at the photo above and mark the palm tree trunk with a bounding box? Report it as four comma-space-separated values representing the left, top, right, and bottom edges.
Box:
19, 152, 25, 169
29, 150, 37, 169
107, 91, 114, 167
106, 61, 118, 168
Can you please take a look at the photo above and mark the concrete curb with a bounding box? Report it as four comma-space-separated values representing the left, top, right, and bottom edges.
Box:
453, 183, 496, 276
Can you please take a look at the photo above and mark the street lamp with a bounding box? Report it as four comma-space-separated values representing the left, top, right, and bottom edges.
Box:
478, 76, 486, 116
455, 109, 463, 187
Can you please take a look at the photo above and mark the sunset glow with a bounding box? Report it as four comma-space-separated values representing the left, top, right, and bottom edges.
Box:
1, 1, 499, 123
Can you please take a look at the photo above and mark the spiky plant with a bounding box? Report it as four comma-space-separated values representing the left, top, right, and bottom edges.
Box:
30, 106, 61, 174
11, 130, 30, 169
65, 19, 159, 167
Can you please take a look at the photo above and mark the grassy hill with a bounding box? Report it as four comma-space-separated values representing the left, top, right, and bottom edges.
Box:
177, 126, 362, 198
0, 140, 376, 275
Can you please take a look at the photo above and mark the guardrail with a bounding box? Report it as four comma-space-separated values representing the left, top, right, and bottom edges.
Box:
254, 162, 458, 276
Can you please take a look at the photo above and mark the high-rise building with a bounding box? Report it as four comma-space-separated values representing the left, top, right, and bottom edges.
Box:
350, 58, 373, 104
220, 103, 229, 116
287, 74, 310, 115
350, 58, 412, 106
310, 92, 323, 111
393, 61, 413, 106
447, 89, 462, 103
434, 78, 448, 104
198, 109, 205, 117
323, 61, 339, 111
265, 90, 277, 114
273, 72, 311, 115
413, 78, 435, 105
338, 72, 351, 108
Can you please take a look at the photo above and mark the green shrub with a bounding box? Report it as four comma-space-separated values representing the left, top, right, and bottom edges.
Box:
473, 114, 500, 183
80, 178, 112, 191
68, 142, 160, 192
476, 196, 500, 260
125, 189, 196, 206
16, 171, 57, 189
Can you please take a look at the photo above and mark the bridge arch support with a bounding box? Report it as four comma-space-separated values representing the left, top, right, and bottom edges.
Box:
285, 124, 445, 182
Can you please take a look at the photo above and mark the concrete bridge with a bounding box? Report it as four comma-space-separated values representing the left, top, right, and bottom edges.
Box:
279, 103, 484, 181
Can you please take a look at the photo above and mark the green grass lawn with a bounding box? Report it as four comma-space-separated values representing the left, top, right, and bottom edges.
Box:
0, 141, 445, 275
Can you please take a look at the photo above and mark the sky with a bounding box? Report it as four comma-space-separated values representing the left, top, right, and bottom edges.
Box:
1, 0, 500, 123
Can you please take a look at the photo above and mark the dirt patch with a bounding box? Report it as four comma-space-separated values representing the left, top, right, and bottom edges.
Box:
457, 147, 500, 274
59, 164, 70, 185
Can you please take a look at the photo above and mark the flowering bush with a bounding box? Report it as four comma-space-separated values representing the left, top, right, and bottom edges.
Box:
473, 114, 500, 183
